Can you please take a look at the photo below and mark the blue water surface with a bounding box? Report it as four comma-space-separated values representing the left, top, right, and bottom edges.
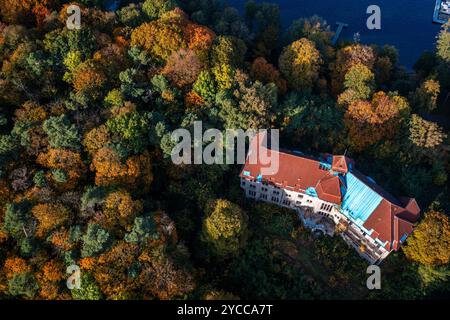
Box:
227, 0, 444, 68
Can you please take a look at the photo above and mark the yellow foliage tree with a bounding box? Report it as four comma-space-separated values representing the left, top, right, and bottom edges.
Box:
403, 210, 450, 266
279, 38, 322, 91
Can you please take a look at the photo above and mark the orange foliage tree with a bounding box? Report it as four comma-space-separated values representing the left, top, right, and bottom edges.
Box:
344, 92, 408, 151
94, 241, 140, 299
31, 203, 71, 238
94, 189, 143, 232
250, 57, 287, 93
90, 147, 153, 191
37, 148, 87, 190
36, 259, 65, 299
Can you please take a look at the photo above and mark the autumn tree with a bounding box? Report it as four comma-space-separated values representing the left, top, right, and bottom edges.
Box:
217, 70, 277, 130
344, 92, 409, 151
130, 16, 186, 62
436, 22, 450, 63
90, 147, 153, 190
36, 260, 65, 299
92, 241, 140, 299
212, 63, 235, 91
331, 44, 376, 95
0, 0, 55, 26
37, 148, 87, 190
337, 63, 375, 107
250, 57, 287, 93
411, 79, 440, 113
279, 38, 322, 91
201, 199, 248, 258
193, 70, 217, 102
285, 15, 333, 53
31, 203, 70, 238
138, 245, 196, 299
211, 36, 247, 67
142, 0, 178, 20
95, 189, 143, 232
403, 210, 450, 266
162, 49, 204, 88
408, 114, 447, 149
83, 125, 111, 156
185, 23, 215, 60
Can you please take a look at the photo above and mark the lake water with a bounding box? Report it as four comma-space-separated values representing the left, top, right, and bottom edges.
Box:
227, 0, 444, 68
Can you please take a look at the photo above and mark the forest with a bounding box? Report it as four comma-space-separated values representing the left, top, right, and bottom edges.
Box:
0, 0, 449, 300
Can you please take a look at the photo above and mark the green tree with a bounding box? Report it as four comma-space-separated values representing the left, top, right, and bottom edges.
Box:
338, 63, 375, 106
124, 215, 159, 243
3, 201, 34, 240
211, 36, 247, 67
43, 115, 81, 151
142, 0, 178, 20
71, 273, 103, 300
106, 111, 151, 156
201, 199, 248, 258
193, 70, 217, 102
81, 224, 113, 258
8, 272, 39, 298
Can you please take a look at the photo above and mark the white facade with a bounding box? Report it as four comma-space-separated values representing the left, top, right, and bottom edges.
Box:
240, 177, 391, 264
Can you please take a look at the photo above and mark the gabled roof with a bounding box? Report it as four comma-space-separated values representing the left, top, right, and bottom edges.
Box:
332, 156, 354, 173
239, 133, 420, 252
316, 175, 342, 204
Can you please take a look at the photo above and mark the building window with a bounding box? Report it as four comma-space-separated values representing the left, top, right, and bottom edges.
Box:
298, 194, 303, 199
271, 197, 279, 202
249, 191, 256, 197
261, 194, 267, 200
282, 199, 289, 205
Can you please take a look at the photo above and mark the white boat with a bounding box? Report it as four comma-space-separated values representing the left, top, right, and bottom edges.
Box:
441, 1, 450, 14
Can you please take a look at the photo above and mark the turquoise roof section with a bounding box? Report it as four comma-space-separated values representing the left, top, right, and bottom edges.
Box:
306, 187, 318, 197
340, 172, 383, 226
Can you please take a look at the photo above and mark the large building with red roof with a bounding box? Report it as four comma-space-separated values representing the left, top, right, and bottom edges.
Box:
240, 133, 420, 264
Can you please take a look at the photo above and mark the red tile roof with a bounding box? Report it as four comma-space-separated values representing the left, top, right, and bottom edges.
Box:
240, 133, 420, 252
316, 175, 342, 204
332, 156, 354, 173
